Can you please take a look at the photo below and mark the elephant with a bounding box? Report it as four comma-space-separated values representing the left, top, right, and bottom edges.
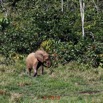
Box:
26, 49, 51, 77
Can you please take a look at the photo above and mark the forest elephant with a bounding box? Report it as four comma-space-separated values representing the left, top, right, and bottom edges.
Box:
26, 49, 51, 77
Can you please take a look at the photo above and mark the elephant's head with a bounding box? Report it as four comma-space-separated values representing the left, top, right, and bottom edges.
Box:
43, 56, 51, 68
35, 50, 51, 67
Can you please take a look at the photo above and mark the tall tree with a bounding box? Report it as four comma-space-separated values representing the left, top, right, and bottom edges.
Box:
61, 0, 63, 12
79, 0, 85, 38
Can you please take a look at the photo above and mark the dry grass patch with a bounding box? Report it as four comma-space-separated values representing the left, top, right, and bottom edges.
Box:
0, 90, 7, 95
9, 92, 23, 103
17, 82, 32, 87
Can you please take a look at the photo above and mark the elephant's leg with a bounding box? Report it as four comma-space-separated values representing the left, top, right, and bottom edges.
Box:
33, 68, 37, 77
26, 67, 32, 76
37, 62, 44, 74
33, 61, 42, 77
33, 61, 38, 77
28, 68, 32, 76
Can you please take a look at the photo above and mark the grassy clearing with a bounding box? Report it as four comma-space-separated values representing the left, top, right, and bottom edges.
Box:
0, 56, 103, 103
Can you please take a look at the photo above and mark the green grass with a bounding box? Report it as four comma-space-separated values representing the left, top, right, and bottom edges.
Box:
0, 56, 103, 103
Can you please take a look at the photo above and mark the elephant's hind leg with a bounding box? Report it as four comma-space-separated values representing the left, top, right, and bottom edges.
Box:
27, 68, 32, 76
29, 68, 32, 76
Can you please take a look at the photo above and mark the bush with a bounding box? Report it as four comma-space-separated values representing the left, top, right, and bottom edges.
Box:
40, 39, 103, 67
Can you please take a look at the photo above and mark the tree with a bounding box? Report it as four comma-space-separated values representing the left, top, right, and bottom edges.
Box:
79, 0, 85, 39
61, 0, 63, 12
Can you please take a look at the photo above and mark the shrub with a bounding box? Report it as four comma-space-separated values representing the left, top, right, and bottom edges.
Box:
40, 39, 103, 67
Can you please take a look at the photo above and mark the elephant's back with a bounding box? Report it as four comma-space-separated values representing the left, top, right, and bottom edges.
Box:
26, 52, 35, 60
26, 53, 36, 68
35, 50, 49, 57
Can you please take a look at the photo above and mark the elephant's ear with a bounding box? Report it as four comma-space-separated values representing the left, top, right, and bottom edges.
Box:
35, 54, 44, 62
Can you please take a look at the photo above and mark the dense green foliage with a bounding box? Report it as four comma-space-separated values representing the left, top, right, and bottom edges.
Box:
0, 0, 103, 67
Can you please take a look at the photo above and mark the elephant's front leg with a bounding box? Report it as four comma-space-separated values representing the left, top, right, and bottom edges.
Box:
33, 67, 37, 77
33, 61, 42, 77
33, 61, 38, 77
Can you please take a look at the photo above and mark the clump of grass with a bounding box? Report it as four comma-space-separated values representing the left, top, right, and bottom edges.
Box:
9, 92, 23, 103
17, 82, 32, 87
0, 90, 7, 95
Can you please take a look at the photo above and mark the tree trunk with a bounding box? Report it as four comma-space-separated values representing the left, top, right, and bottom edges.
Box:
61, 0, 63, 12
79, 0, 85, 38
